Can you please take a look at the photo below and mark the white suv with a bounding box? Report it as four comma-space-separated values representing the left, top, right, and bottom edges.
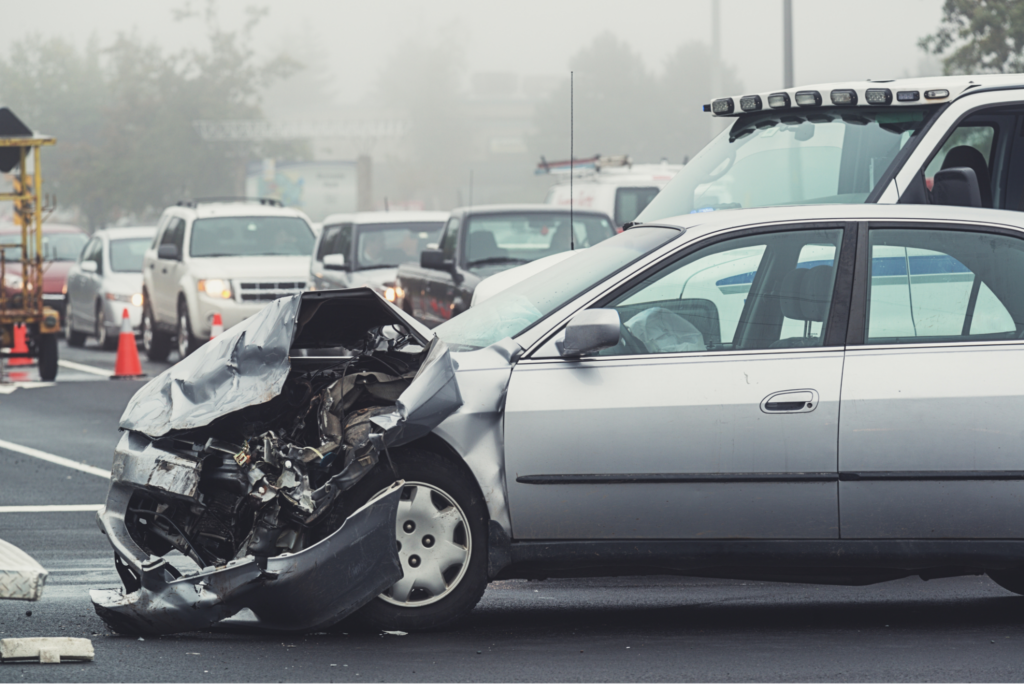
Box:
141, 199, 316, 361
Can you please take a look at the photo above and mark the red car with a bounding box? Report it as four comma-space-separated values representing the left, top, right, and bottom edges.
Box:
0, 223, 89, 320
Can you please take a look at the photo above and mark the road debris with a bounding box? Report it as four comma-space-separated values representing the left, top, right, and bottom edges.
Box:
0, 637, 94, 664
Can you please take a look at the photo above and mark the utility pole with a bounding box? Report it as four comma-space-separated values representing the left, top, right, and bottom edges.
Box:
783, 0, 794, 88
710, 0, 721, 140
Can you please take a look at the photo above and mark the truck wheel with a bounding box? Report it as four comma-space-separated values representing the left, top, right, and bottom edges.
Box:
342, 446, 488, 631
64, 303, 86, 347
142, 301, 171, 362
176, 299, 202, 359
38, 333, 58, 381
96, 303, 117, 351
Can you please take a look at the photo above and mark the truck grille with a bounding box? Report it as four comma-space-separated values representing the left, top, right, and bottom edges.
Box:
237, 281, 307, 302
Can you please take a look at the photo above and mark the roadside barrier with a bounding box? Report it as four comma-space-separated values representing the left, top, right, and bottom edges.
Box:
112, 309, 143, 379
7, 324, 32, 367
210, 312, 223, 340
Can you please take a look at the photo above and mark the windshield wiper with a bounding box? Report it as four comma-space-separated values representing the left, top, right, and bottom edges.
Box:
467, 257, 529, 268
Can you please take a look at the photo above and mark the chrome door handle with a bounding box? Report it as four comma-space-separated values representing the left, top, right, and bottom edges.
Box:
761, 389, 818, 414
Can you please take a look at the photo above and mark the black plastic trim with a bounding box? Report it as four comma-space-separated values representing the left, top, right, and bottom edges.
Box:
824, 222, 857, 347
845, 221, 870, 345
840, 471, 1024, 481
518, 473, 837, 485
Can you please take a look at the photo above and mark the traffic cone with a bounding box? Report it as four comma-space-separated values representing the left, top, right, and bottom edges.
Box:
112, 308, 144, 379
210, 312, 223, 340
8, 323, 32, 366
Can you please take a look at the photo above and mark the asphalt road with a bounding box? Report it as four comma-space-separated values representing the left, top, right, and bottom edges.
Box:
3, 340, 1024, 681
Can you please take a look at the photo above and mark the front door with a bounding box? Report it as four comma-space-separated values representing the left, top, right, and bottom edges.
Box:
504, 225, 852, 539
840, 223, 1024, 538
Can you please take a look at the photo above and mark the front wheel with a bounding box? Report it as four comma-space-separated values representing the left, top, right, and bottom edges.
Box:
96, 304, 117, 351
37, 333, 58, 381
176, 300, 201, 359
343, 447, 488, 631
65, 303, 86, 347
141, 301, 171, 362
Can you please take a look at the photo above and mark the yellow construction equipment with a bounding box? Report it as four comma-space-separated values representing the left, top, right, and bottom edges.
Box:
0, 107, 59, 381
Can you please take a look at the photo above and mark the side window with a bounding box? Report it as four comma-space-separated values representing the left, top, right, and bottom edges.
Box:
151, 215, 171, 249
600, 228, 844, 355
158, 218, 178, 247
866, 228, 1022, 344
173, 219, 186, 255
924, 124, 996, 207
91, 239, 104, 275
317, 224, 353, 260
78, 238, 96, 264
440, 217, 460, 260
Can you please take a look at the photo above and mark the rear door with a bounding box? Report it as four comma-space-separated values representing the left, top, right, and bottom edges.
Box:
839, 221, 1024, 538
152, 217, 185, 322
504, 223, 855, 540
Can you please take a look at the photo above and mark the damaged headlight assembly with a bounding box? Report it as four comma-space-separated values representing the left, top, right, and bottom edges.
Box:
90, 288, 463, 635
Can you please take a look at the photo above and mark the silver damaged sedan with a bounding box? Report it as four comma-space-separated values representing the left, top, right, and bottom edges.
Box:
92, 203, 1024, 634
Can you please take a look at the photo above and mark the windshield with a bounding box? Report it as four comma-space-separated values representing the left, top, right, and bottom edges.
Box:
637, 107, 936, 222
464, 212, 615, 269
190, 216, 315, 258
110, 237, 152, 272
355, 222, 444, 270
0, 232, 87, 261
435, 227, 679, 351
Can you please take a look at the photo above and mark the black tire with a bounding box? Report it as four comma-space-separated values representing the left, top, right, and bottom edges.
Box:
142, 300, 171, 362
37, 333, 58, 381
176, 299, 201, 359
96, 303, 117, 351
988, 570, 1024, 595
64, 303, 86, 347
342, 446, 488, 631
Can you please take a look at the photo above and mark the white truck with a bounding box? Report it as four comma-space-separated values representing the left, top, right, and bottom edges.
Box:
540, 155, 682, 228
636, 75, 1024, 223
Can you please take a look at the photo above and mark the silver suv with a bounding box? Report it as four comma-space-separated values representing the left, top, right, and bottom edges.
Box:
141, 199, 315, 361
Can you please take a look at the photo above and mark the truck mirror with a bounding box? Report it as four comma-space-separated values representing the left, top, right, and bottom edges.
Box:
323, 253, 346, 270
421, 248, 449, 270
932, 167, 982, 208
157, 244, 179, 260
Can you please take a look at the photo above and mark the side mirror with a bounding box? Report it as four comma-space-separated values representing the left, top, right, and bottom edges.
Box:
157, 244, 179, 260
80, 260, 98, 273
932, 167, 982, 208
421, 248, 451, 271
560, 309, 621, 358
323, 253, 347, 270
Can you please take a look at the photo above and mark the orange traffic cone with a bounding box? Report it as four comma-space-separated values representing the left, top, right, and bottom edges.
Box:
8, 323, 33, 366
112, 308, 144, 379
210, 312, 223, 340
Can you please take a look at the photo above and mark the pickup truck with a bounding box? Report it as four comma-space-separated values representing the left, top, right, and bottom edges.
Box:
394, 204, 615, 326
636, 74, 1024, 223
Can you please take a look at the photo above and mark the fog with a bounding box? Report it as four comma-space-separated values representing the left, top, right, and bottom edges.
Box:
4, 0, 945, 226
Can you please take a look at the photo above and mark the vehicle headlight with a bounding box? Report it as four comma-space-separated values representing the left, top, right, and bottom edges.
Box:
198, 279, 232, 299
105, 292, 144, 306
384, 286, 397, 302
131, 293, 144, 307
3, 273, 23, 290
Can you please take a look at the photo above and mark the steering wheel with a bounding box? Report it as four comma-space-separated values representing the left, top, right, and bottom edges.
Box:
616, 321, 649, 356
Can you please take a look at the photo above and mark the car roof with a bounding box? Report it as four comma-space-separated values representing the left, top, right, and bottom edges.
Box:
170, 202, 312, 221
321, 211, 450, 226
707, 74, 1024, 117
649, 204, 1024, 245
96, 226, 157, 239
452, 203, 613, 217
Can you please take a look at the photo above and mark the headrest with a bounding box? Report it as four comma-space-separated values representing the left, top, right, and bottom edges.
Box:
779, 265, 833, 322
469, 231, 503, 260
941, 145, 991, 208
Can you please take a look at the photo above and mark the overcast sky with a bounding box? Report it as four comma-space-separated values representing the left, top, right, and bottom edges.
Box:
21, 0, 946, 106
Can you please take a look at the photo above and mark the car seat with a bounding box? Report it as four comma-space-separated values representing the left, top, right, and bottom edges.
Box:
771, 264, 833, 348
940, 146, 992, 208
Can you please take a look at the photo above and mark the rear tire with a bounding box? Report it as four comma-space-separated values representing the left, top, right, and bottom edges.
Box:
64, 304, 86, 347
342, 446, 488, 631
37, 333, 58, 381
988, 570, 1024, 595
142, 300, 171, 362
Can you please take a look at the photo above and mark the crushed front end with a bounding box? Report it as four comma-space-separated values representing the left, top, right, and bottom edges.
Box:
90, 289, 462, 635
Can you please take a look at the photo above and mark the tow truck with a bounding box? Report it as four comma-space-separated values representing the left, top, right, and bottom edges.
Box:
0, 107, 60, 381
636, 75, 1024, 223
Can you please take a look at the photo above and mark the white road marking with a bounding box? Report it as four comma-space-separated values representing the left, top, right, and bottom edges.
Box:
0, 438, 110, 479
0, 381, 56, 394
0, 504, 102, 513
58, 359, 113, 377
